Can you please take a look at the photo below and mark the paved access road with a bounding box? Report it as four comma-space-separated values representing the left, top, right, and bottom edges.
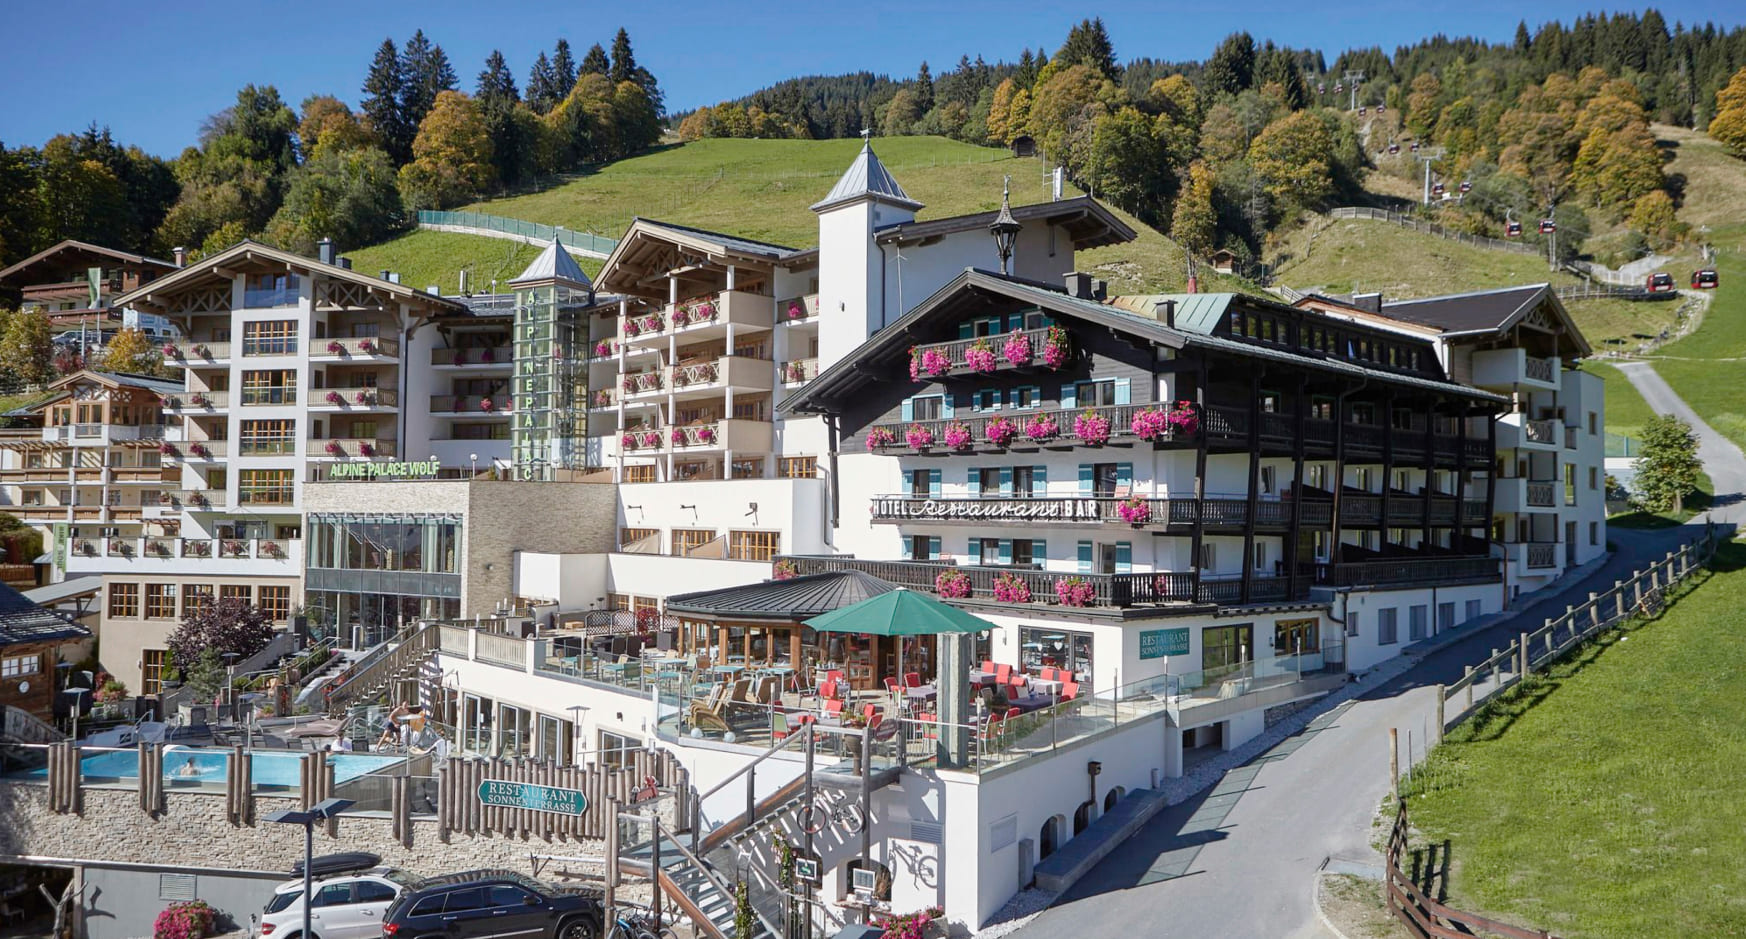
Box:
1013, 363, 1742, 939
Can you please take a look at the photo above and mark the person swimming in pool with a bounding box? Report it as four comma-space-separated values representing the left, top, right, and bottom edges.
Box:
175, 756, 200, 777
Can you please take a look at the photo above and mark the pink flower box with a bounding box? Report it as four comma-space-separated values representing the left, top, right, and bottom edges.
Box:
325, 391, 343, 405
639, 431, 661, 448
1167, 401, 1200, 434
865, 427, 896, 449
1131, 408, 1170, 441
992, 572, 1032, 604
621, 432, 637, 448
355, 390, 371, 405
1001, 331, 1033, 366
772, 559, 798, 580
964, 342, 997, 373
919, 348, 950, 377
942, 422, 973, 450
985, 416, 1017, 448
1055, 577, 1096, 607
935, 568, 972, 599
1117, 497, 1151, 525
905, 425, 936, 449
1023, 414, 1059, 442
327, 340, 345, 355
359, 443, 376, 457
1042, 326, 1071, 369
480, 397, 496, 413
1074, 409, 1112, 445
325, 441, 343, 456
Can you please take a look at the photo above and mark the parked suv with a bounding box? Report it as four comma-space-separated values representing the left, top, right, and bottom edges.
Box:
258, 853, 421, 939
380, 870, 603, 939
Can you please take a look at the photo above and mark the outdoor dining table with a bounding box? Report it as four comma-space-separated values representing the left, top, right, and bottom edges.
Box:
712, 664, 745, 676
968, 669, 996, 687
905, 684, 938, 703
1030, 677, 1064, 698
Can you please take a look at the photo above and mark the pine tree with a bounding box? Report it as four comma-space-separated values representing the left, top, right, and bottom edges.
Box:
581, 44, 610, 76
552, 39, 576, 93
1016, 49, 1036, 88
476, 50, 519, 104
361, 38, 410, 163
1205, 32, 1256, 97
1056, 18, 1118, 81
526, 53, 558, 115
399, 30, 457, 136
1633, 414, 1702, 514
1514, 21, 1532, 54
609, 28, 637, 84
477, 51, 523, 186
915, 62, 935, 113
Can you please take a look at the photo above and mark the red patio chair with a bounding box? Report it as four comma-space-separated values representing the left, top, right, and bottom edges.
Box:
1003, 706, 1021, 722
1059, 669, 1074, 683
1060, 681, 1080, 701
861, 703, 880, 723
1039, 666, 1057, 682
995, 663, 1013, 685
1008, 671, 1029, 698
819, 678, 837, 700
883, 677, 901, 695
981, 659, 997, 674
824, 699, 845, 719
826, 669, 845, 683
904, 672, 922, 688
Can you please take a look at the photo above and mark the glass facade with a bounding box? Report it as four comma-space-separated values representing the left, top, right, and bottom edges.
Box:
304, 513, 463, 644
511, 284, 590, 480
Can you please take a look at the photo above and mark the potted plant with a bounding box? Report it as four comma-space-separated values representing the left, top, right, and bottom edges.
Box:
357, 339, 376, 354
594, 340, 613, 357
639, 431, 661, 448
1002, 330, 1033, 366
772, 559, 798, 581
672, 307, 690, 328
1117, 496, 1151, 525
326, 340, 345, 356
865, 427, 896, 449
1131, 407, 1169, 441
1166, 400, 1200, 434
876, 906, 946, 939
984, 416, 1018, 448
942, 421, 973, 450
451, 349, 467, 365
325, 390, 343, 406
621, 432, 637, 449
624, 319, 641, 337
1023, 413, 1059, 443
480, 397, 496, 413
919, 348, 950, 377
671, 427, 688, 446
785, 299, 807, 320
934, 568, 971, 599
162, 344, 182, 358
192, 343, 211, 358
325, 440, 343, 456
1054, 577, 1096, 608
905, 425, 936, 450
355, 390, 372, 405
696, 426, 716, 444
159, 441, 178, 456
1042, 325, 1072, 369
262, 540, 283, 557
992, 571, 1032, 603
190, 443, 210, 459
964, 339, 997, 373
359, 443, 376, 457
480, 347, 495, 363
1074, 409, 1112, 445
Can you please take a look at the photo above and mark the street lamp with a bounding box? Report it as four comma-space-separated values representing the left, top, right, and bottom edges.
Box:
221, 652, 241, 724
266, 798, 355, 939
63, 687, 89, 743
469, 453, 478, 477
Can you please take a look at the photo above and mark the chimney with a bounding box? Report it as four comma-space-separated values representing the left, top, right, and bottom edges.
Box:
1186, 275, 1199, 294
1154, 299, 1177, 329
316, 238, 336, 266
381, 269, 392, 281
1064, 272, 1093, 300
338, 257, 352, 270
1352, 291, 1383, 313
389, 272, 401, 285
172, 247, 187, 268
1092, 279, 1108, 301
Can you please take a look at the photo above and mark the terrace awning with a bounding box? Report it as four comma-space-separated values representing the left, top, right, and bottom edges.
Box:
804, 588, 995, 636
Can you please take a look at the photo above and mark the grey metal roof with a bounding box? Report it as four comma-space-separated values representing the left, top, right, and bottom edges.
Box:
632, 218, 800, 258
811, 142, 924, 213
90, 371, 183, 395
0, 582, 91, 646
22, 576, 102, 606
1380, 284, 1547, 332
664, 570, 898, 622
509, 241, 592, 288
1113, 293, 1234, 335
872, 196, 1136, 251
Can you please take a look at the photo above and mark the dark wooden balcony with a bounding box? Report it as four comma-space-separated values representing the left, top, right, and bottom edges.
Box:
867, 403, 1188, 454
1309, 555, 1502, 587
907, 327, 1056, 379
868, 492, 1484, 531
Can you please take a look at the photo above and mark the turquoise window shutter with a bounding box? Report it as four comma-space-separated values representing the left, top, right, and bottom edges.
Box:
1033, 465, 1047, 496
968, 539, 982, 564
998, 539, 1012, 564
984, 389, 1000, 411
1029, 385, 1043, 406
999, 466, 1013, 494
1078, 464, 1093, 494
1115, 541, 1132, 573
967, 468, 981, 496
1115, 378, 1131, 405
959, 322, 973, 339
901, 472, 913, 496
928, 469, 942, 496
1117, 463, 1133, 489
1076, 540, 1093, 573
1033, 539, 1047, 563
901, 398, 914, 421
928, 536, 941, 559
1061, 383, 1077, 409
901, 538, 913, 560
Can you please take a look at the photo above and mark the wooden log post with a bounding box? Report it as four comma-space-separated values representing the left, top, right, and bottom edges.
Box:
1519, 632, 1530, 677
1614, 581, 1627, 621
604, 799, 619, 917
1464, 666, 1474, 711
1433, 686, 1445, 744
1389, 728, 1400, 795
1588, 593, 1601, 632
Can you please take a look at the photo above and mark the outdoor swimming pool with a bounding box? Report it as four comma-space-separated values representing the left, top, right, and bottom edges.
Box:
27, 748, 402, 788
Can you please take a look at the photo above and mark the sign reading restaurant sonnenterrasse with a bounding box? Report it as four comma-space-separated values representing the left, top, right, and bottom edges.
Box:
476, 780, 589, 816
326, 460, 441, 481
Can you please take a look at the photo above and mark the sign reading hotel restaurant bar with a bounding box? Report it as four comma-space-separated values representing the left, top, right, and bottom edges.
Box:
875, 497, 1103, 521
327, 460, 441, 481
1139, 627, 1191, 659
476, 780, 588, 816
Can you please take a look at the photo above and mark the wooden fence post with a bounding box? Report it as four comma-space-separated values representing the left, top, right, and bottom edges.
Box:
1614, 581, 1626, 620
1389, 728, 1400, 795
1433, 687, 1445, 744
604, 799, 619, 917
1519, 632, 1530, 677
1464, 666, 1474, 711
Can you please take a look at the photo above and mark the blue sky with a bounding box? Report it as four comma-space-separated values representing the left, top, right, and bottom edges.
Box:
1, 1, 1737, 157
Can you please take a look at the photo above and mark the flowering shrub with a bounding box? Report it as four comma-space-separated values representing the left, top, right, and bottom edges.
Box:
621, 432, 637, 448
908, 349, 921, 381
154, 900, 215, 939
1001, 330, 1033, 366
688, 301, 717, 322
639, 431, 661, 448
189, 443, 210, 459
1042, 325, 1071, 369
942, 421, 973, 450
1166, 400, 1200, 434
1055, 577, 1096, 607
325, 390, 343, 405
327, 340, 345, 355
624, 319, 642, 337
1023, 413, 1059, 442
355, 390, 372, 405
1073, 409, 1112, 445
1130, 407, 1170, 441
641, 314, 664, 333
1117, 496, 1151, 524
671, 307, 690, 327
905, 425, 936, 449
935, 568, 971, 599
325, 441, 343, 456
772, 559, 798, 580
622, 375, 637, 392
785, 299, 807, 320
357, 339, 376, 354
984, 416, 1017, 447
992, 571, 1032, 604
594, 340, 613, 357
159, 442, 178, 456
865, 427, 896, 449
696, 426, 717, 444
784, 361, 808, 383
162, 344, 182, 358
594, 390, 612, 407
964, 340, 997, 373
877, 906, 945, 939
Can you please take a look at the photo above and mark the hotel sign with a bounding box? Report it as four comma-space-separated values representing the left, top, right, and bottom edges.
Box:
874, 497, 1104, 522
476, 780, 588, 816
1139, 627, 1190, 659
327, 460, 441, 481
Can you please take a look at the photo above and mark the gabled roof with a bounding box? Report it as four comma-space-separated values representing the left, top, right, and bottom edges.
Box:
45, 370, 182, 397
783, 270, 1503, 414
111, 240, 467, 315
873, 196, 1136, 252
595, 218, 803, 298
0, 239, 177, 285
664, 569, 897, 622
509, 241, 592, 288
1379, 284, 1593, 356
0, 582, 90, 646
811, 141, 924, 213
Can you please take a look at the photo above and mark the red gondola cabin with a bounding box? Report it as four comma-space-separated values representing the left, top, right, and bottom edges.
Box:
1646, 272, 1675, 292
1538, 219, 1557, 234
1505, 221, 1523, 237
1693, 269, 1719, 289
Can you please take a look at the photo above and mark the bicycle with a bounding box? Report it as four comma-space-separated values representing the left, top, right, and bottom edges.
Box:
798, 797, 865, 835
607, 904, 678, 939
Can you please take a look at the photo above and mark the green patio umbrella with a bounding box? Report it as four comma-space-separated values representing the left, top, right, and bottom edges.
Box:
805, 589, 994, 694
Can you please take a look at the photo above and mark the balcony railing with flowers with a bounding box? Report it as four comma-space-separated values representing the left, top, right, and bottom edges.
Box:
669, 422, 721, 450
316, 336, 398, 358
162, 341, 231, 364
621, 370, 664, 396
863, 403, 1195, 454
620, 428, 666, 451
431, 346, 509, 367
670, 297, 720, 329
782, 358, 818, 385
315, 387, 397, 409
589, 389, 617, 409
779, 294, 820, 324
318, 438, 397, 458
160, 489, 214, 511
907, 326, 1071, 380
429, 395, 512, 414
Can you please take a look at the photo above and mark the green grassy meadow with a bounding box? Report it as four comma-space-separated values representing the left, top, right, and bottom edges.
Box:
1269, 218, 1588, 298
1402, 542, 1746, 938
